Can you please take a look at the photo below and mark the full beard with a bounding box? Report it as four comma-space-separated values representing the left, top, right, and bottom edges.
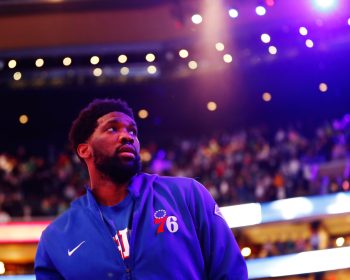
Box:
93, 149, 141, 184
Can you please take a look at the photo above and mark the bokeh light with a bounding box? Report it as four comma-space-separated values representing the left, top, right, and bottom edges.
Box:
262, 92, 272, 102
147, 65, 157, 74
306, 39, 314, 48
188, 60, 198, 70
8, 59, 16, 69
19, 114, 29, 125
90, 56, 100, 65
118, 55, 128, 64
13, 72, 22, 81
63, 57, 72, 66
335, 237, 345, 247
223, 54, 233, 63
93, 68, 102, 77
261, 33, 271, 43
35, 58, 44, 68
241, 247, 252, 257
207, 101, 217, 111
179, 49, 189, 58
215, 42, 225, 51
268, 46, 277, 55
228, 9, 239, 18
146, 53, 156, 62
299, 27, 308, 36
120, 67, 129, 75
0, 262, 5, 274
191, 14, 203, 24
319, 82, 328, 92
256, 6, 266, 16
138, 109, 149, 119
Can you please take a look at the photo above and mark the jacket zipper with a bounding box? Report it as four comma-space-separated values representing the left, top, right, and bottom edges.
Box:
95, 207, 132, 278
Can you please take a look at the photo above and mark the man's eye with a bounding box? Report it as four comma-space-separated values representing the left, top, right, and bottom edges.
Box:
107, 127, 116, 132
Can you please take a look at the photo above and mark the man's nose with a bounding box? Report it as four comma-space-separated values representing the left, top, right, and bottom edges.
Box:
119, 131, 134, 144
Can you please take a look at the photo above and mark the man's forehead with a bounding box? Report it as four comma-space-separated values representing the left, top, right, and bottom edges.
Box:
97, 111, 136, 125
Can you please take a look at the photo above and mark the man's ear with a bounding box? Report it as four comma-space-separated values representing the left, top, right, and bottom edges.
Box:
77, 143, 91, 159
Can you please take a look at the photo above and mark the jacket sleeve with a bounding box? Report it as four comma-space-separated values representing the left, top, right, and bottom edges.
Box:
190, 179, 248, 280
35, 233, 65, 280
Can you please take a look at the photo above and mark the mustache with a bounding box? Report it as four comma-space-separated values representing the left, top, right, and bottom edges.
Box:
115, 144, 137, 155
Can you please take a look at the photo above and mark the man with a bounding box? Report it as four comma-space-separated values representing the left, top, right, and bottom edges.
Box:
35, 98, 248, 280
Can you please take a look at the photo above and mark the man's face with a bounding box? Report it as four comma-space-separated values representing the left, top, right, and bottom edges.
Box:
88, 111, 141, 183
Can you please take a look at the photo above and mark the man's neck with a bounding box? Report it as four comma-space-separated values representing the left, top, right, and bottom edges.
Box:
91, 177, 130, 206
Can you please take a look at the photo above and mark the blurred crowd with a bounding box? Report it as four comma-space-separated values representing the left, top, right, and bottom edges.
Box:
1, 114, 350, 221
241, 220, 350, 259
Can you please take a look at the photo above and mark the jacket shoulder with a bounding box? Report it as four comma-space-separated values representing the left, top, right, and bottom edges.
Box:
41, 195, 87, 238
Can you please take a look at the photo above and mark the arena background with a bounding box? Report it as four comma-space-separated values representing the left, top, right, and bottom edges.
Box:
1, 0, 350, 279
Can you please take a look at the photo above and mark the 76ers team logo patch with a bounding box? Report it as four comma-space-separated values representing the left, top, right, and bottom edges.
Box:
154, 209, 179, 234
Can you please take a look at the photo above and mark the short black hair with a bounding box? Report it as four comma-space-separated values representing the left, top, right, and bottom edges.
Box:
69, 98, 134, 155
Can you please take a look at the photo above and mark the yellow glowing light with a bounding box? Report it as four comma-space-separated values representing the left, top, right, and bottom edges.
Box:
147, 65, 157, 74
262, 92, 272, 102
241, 247, 252, 257
13, 72, 22, 81
90, 56, 100, 65
35, 58, 44, 67
0, 261, 5, 275
19, 114, 29, 124
336, 237, 345, 247
207, 101, 217, 111
145, 53, 156, 62
191, 14, 203, 24
179, 49, 189, 58
120, 67, 129, 76
188, 60, 198, 70
138, 109, 149, 119
268, 46, 277, 55
8, 59, 17, 69
63, 57, 72, 66
93, 68, 102, 77
140, 150, 152, 162
118, 55, 128, 64
223, 54, 233, 63
215, 42, 225, 51
319, 82, 328, 92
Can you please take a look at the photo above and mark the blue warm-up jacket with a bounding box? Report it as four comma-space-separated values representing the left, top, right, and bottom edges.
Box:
35, 173, 248, 279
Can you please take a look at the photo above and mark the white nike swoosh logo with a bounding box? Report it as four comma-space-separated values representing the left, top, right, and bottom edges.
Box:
68, 241, 85, 256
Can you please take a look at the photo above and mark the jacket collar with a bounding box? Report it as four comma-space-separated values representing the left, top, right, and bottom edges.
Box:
75, 173, 157, 210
